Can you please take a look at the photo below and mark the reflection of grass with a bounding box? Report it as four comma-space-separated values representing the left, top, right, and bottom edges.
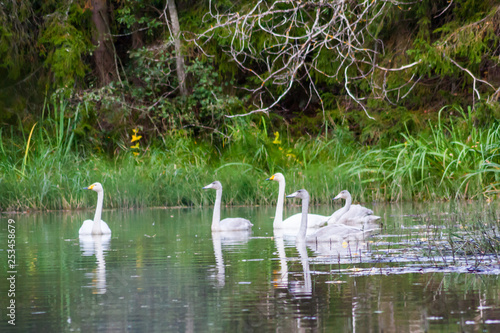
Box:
2, 105, 500, 211
447, 216, 500, 260
421, 207, 500, 268
359, 204, 500, 271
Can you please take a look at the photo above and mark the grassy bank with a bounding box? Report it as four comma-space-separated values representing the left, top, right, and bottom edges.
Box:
1, 105, 499, 212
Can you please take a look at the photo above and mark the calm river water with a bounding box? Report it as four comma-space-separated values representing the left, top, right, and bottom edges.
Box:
1, 201, 500, 332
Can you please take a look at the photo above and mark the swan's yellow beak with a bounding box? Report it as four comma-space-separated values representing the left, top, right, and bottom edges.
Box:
84, 184, 95, 190
266, 175, 275, 181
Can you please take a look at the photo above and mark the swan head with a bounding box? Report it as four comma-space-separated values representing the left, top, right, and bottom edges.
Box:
203, 181, 222, 190
84, 182, 103, 193
333, 190, 350, 200
266, 173, 284, 182
286, 189, 309, 200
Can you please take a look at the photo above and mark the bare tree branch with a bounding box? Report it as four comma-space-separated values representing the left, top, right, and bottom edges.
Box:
193, 0, 424, 118
446, 54, 498, 107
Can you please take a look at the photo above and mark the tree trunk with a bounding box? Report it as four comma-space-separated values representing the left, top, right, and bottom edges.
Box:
91, 0, 116, 86
167, 0, 187, 96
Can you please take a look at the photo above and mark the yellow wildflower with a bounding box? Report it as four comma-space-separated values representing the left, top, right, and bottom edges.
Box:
272, 132, 281, 145
131, 128, 142, 143
131, 143, 140, 149
131, 134, 142, 143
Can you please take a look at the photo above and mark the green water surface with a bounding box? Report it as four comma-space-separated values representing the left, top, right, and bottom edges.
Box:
1, 203, 500, 332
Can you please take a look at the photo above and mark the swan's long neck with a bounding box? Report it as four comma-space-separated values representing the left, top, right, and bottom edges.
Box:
92, 191, 104, 234
341, 193, 352, 217
296, 195, 309, 243
273, 178, 286, 228
211, 188, 222, 230
330, 193, 352, 221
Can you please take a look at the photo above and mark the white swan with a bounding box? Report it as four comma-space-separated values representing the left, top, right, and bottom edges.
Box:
203, 181, 253, 231
266, 173, 327, 230
287, 189, 377, 243
79, 182, 111, 235
327, 190, 381, 225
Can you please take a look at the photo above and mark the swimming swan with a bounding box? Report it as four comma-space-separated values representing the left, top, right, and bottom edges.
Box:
287, 189, 376, 243
79, 182, 111, 235
267, 173, 327, 230
203, 181, 253, 232
327, 190, 381, 225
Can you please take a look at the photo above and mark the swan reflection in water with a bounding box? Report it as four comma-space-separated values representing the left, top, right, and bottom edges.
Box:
289, 241, 312, 298
273, 229, 312, 299
211, 230, 251, 288
273, 229, 289, 289
307, 223, 379, 258
79, 234, 111, 294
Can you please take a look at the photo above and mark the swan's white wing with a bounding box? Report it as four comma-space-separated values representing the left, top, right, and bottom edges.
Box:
79, 220, 94, 235
343, 204, 373, 218
281, 213, 328, 229
338, 205, 380, 226
99, 220, 112, 234
329, 204, 380, 225
218, 218, 253, 231
327, 209, 346, 224
79, 220, 112, 235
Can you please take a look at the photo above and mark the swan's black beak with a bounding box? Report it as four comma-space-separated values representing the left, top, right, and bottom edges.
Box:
82, 187, 89, 190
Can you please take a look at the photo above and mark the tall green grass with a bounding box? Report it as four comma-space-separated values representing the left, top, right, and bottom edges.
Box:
345, 106, 500, 201
1, 104, 499, 211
